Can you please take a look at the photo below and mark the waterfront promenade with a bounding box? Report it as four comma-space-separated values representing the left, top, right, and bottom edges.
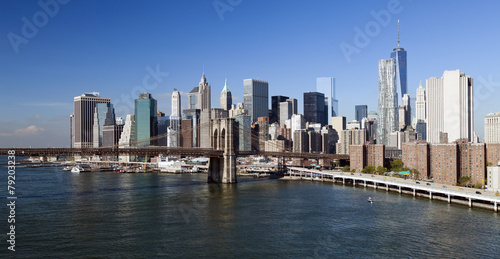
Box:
285, 167, 500, 212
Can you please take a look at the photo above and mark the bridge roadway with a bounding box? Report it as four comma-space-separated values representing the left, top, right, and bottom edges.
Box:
286, 167, 500, 212
0, 148, 349, 160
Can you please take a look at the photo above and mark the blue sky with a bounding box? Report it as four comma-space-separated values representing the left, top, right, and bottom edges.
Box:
1, 0, 500, 147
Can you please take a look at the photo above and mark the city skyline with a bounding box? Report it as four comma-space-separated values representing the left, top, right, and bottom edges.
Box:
2, 1, 500, 147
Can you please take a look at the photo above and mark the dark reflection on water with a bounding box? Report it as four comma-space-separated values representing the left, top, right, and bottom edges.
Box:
0, 158, 498, 258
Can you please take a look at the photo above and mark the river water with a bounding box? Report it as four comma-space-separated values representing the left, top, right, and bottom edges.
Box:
0, 156, 499, 258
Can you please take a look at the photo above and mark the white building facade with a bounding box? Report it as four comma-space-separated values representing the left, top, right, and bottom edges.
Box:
426, 70, 474, 143
485, 112, 500, 143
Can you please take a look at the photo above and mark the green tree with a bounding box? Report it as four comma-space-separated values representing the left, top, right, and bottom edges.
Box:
458, 176, 471, 187
342, 165, 350, 172
332, 161, 339, 169
390, 160, 404, 172
487, 160, 493, 166
362, 165, 376, 174
376, 166, 387, 175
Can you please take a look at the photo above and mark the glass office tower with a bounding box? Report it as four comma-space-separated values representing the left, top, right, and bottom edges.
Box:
391, 21, 407, 99
135, 93, 158, 146
355, 105, 368, 122
244, 79, 269, 123
316, 77, 338, 120
391, 47, 407, 99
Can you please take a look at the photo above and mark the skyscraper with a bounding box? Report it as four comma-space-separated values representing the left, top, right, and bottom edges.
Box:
399, 93, 411, 130
377, 58, 398, 146
220, 78, 232, 111
391, 20, 407, 99
416, 81, 426, 122
73, 92, 110, 148
304, 92, 327, 126
426, 70, 474, 143
118, 114, 135, 162
197, 73, 211, 111
316, 77, 338, 120
286, 98, 298, 115
187, 86, 198, 110
279, 101, 292, 126
135, 93, 158, 146
271, 95, 289, 124
171, 89, 181, 117
415, 82, 426, 140
485, 112, 500, 143
355, 105, 368, 122
244, 79, 269, 123
93, 103, 115, 147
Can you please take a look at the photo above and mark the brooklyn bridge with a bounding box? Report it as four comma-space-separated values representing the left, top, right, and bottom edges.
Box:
0, 118, 349, 184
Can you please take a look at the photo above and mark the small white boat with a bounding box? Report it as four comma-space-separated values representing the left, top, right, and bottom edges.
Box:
71, 166, 83, 173
368, 197, 373, 203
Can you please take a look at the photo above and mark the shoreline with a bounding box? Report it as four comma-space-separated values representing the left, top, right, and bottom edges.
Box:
279, 174, 500, 213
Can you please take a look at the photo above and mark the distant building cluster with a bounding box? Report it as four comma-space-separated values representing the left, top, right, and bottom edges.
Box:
69, 22, 500, 188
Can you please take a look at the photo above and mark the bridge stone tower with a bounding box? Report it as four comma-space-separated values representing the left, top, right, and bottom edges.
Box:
208, 118, 237, 183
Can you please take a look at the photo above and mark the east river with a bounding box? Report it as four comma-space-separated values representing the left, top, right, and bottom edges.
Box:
0, 156, 499, 258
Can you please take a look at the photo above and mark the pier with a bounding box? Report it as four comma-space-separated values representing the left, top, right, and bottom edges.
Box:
286, 167, 500, 213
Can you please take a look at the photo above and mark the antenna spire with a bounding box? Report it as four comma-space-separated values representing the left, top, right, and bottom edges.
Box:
397, 19, 400, 48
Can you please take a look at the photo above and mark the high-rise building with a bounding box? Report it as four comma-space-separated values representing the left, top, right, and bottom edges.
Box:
171, 89, 181, 117
102, 124, 124, 148
377, 58, 398, 146
187, 87, 198, 110
197, 73, 211, 111
485, 112, 500, 143
426, 70, 474, 143
402, 94, 411, 126
415, 82, 426, 140
118, 114, 135, 162
73, 92, 111, 148
93, 103, 115, 147
271, 95, 289, 124
399, 93, 411, 130
244, 79, 269, 123
286, 98, 298, 115
119, 114, 135, 147
291, 114, 305, 142
180, 119, 193, 148
135, 93, 158, 146
316, 77, 338, 119
220, 78, 232, 111
391, 20, 407, 99
331, 116, 346, 133
338, 129, 367, 155
304, 92, 327, 126
293, 130, 309, 153
355, 105, 368, 122
350, 144, 385, 172
233, 114, 252, 151
279, 101, 292, 127
416, 81, 426, 122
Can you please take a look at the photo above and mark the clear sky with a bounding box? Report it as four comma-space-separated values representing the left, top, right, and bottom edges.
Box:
1, 0, 500, 147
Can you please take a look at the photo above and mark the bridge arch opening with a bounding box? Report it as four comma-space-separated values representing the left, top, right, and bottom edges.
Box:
221, 128, 226, 151
213, 129, 219, 150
